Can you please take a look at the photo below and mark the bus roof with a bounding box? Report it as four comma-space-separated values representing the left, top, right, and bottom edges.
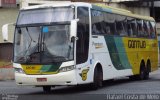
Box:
93, 4, 155, 21
21, 2, 92, 10
21, 2, 154, 21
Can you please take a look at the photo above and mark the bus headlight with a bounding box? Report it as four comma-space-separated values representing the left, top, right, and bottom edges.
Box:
59, 66, 74, 72
14, 68, 25, 74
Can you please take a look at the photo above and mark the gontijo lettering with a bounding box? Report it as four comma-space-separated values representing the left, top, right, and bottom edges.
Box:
128, 40, 146, 48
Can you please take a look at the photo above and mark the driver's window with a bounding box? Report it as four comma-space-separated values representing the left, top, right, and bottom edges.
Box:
76, 7, 89, 64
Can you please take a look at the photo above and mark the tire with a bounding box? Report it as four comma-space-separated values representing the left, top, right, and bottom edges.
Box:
43, 86, 51, 93
90, 67, 103, 90
130, 62, 149, 80
144, 62, 150, 80
139, 63, 146, 80
139, 67, 145, 80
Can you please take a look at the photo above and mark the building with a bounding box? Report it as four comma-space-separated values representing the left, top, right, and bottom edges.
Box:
0, 0, 19, 67
0, 0, 19, 43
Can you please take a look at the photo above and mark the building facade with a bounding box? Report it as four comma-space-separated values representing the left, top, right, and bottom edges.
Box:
0, 0, 19, 67
0, 0, 19, 43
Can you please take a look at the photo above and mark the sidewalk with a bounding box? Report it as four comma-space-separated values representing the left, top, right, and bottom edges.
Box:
0, 66, 14, 81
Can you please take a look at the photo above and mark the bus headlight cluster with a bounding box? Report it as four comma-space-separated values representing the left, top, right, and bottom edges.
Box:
14, 68, 25, 74
59, 66, 74, 72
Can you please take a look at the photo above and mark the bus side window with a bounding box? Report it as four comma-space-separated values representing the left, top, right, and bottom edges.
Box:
104, 13, 115, 35
145, 21, 151, 38
127, 18, 133, 37
116, 21, 124, 36
101, 21, 109, 35
115, 15, 127, 36
127, 17, 137, 37
143, 21, 150, 38
91, 9, 104, 35
137, 19, 145, 37
150, 21, 156, 38
92, 24, 100, 34
104, 22, 111, 35
123, 20, 128, 36
127, 23, 133, 37
131, 19, 137, 37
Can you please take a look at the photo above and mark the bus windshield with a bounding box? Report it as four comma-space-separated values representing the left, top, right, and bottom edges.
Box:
14, 7, 74, 64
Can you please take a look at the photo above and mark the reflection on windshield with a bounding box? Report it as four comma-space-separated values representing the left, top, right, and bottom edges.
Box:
14, 25, 74, 64
17, 7, 74, 25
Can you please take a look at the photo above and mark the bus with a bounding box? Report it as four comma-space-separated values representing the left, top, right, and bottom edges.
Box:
2, 2, 158, 92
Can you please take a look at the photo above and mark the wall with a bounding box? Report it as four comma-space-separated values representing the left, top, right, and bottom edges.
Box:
0, 8, 18, 43
0, 8, 18, 80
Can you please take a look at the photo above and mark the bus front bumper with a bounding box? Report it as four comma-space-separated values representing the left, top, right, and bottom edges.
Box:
15, 70, 77, 86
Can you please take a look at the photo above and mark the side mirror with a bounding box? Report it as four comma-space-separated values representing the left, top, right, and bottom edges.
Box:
2, 23, 14, 42
71, 36, 78, 42
70, 19, 79, 41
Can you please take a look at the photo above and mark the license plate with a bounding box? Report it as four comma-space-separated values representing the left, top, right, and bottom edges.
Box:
37, 78, 47, 82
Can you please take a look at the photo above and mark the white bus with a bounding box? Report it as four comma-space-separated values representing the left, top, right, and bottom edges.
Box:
2, 2, 158, 92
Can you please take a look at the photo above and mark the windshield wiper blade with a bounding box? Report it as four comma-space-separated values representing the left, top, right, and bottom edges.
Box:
16, 55, 30, 63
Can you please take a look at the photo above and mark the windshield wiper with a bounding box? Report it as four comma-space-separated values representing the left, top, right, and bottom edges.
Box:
16, 56, 31, 64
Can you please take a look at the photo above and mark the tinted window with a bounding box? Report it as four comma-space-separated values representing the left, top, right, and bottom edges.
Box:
127, 17, 137, 37
143, 21, 150, 37
104, 13, 116, 35
76, 7, 89, 64
92, 10, 155, 39
137, 19, 145, 37
91, 9, 104, 35
115, 15, 127, 36
150, 21, 156, 38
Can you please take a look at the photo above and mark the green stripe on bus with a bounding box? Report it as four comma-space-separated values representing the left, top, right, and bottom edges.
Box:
41, 63, 62, 72
114, 37, 131, 69
104, 36, 123, 70
104, 36, 131, 70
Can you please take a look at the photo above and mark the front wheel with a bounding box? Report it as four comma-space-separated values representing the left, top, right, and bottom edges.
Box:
90, 67, 103, 90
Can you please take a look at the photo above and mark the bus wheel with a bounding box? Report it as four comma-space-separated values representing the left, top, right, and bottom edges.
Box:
91, 66, 103, 90
43, 86, 51, 93
139, 63, 145, 80
144, 62, 150, 80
